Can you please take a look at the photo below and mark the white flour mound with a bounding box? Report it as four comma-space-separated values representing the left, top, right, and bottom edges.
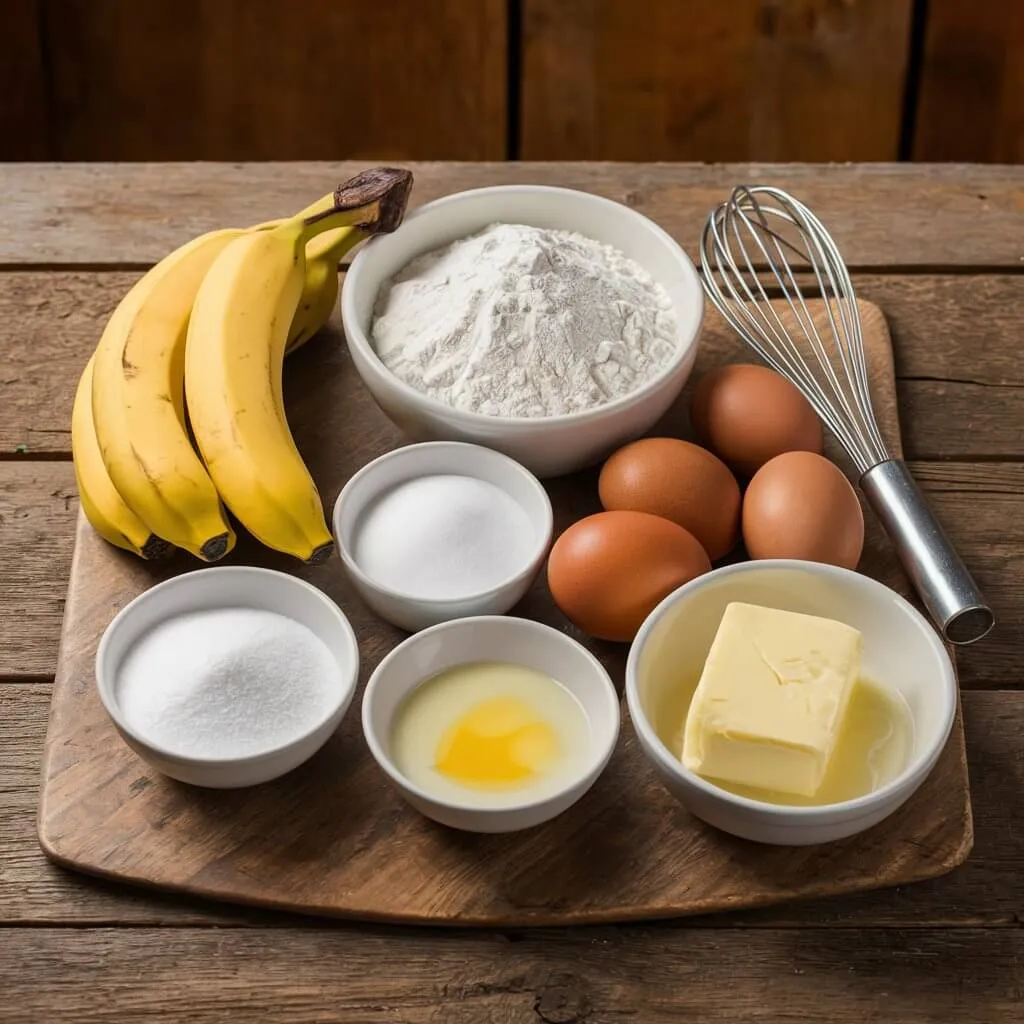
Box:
369, 222, 679, 417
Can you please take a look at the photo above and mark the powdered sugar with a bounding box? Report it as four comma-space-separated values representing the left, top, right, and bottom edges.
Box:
370, 223, 679, 417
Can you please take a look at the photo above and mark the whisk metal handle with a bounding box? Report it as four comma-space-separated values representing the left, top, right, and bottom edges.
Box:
859, 460, 994, 645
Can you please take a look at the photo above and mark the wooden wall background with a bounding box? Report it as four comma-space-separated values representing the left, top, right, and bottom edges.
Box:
1, 0, 1021, 163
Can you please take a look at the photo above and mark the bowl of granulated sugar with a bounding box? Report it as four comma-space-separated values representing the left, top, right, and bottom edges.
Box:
95, 566, 359, 788
333, 441, 553, 633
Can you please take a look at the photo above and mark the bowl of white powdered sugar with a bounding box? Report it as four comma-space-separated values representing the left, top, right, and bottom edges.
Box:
341, 185, 704, 477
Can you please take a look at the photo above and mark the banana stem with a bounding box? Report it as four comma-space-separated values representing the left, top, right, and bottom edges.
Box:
296, 191, 339, 221
306, 224, 363, 264
252, 194, 337, 233
300, 168, 414, 244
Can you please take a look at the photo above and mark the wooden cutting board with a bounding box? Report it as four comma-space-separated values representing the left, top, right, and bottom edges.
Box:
37, 297, 973, 925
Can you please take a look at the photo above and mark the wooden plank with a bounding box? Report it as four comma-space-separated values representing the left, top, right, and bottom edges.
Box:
0, 463, 76, 679
0, 400, 1019, 692
2, 163, 1023, 268
908, 463, 1024, 691
0, 0, 49, 160
0, 685, 262, 925
0, 271, 128, 456
42, 0, 506, 162
3, 689, 1023, 927
863, 275, 1023, 385
900, 380, 1024, 461
2, 271, 1021, 459
0, 268, 1017, 689
862, 274, 1024, 461
2, 457, 1014, 690
0, 925, 1020, 1022
521, 0, 913, 162
914, 1, 1024, 163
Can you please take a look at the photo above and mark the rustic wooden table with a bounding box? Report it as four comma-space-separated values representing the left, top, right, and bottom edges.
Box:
1, 162, 1021, 1022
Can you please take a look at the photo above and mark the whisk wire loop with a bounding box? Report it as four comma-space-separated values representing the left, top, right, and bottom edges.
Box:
700, 186, 890, 474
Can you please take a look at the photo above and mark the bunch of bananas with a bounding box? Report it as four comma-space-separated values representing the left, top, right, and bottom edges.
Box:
73, 167, 413, 564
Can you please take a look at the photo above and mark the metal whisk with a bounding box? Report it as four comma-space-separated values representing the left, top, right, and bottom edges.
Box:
700, 185, 994, 645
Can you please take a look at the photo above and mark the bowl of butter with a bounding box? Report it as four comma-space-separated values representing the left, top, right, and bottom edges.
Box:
625, 559, 957, 845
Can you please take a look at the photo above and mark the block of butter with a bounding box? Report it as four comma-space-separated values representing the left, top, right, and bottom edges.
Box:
681, 602, 862, 797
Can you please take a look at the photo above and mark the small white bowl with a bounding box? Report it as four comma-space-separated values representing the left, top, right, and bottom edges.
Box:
626, 560, 957, 846
341, 184, 704, 478
362, 615, 621, 833
95, 566, 359, 789
333, 441, 553, 633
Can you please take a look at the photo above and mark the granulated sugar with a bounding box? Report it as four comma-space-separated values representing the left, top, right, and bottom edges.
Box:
351, 474, 536, 600
115, 607, 342, 759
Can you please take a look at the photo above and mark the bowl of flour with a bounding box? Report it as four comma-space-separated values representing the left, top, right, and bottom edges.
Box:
341, 185, 704, 477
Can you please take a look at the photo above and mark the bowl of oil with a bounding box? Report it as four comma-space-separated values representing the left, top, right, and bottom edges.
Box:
626, 560, 957, 845
361, 615, 620, 833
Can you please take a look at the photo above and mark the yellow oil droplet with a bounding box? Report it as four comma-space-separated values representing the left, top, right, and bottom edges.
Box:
435, 696, 559, 790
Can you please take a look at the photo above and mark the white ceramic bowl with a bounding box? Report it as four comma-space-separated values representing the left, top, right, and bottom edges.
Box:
333, 441, 553, 633
341, 184, 704, 478
362, 615, 620, 833
95, 566, 360, 789
626, 560, 957, 846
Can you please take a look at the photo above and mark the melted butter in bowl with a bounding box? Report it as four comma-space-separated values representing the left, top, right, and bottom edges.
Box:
657, 674, 914, 808
363, 615, 621, 833
625, 560, 958, 845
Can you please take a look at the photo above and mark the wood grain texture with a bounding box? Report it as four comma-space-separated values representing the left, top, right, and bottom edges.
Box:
915, 0, 1024, 163
1, 459, 1017, 690
0, 271, 127, 456
1, 685, 257, 925
0, 0, 49, 160
0, 161, 1019, 1020
5, 688, 1022, 925
1, 926, 1021, 1023
905, 463, 1024, 691
4, 272, 1024, 458
0, 277, 1018, 689
2, 162, 1023, 267
863, 274, 1024, 461
521, 0, 913, 162
0, 462, 77, 679
35, 300, 972, 924
42, 0, 506, 161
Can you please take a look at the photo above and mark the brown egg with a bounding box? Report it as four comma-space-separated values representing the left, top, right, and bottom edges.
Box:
691, 363, 824, 476
598, 438, 740, 561
547, 510, 711, 642
742, 451, 864, 569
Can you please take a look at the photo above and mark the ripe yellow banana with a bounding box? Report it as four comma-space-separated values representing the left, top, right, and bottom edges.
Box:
185, 168, 413, 563
287, 224, 365, 353
91, 229, 243, 561
78, 215, 361, 560
257, 194, 367, 354
72, 356, 172, 559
